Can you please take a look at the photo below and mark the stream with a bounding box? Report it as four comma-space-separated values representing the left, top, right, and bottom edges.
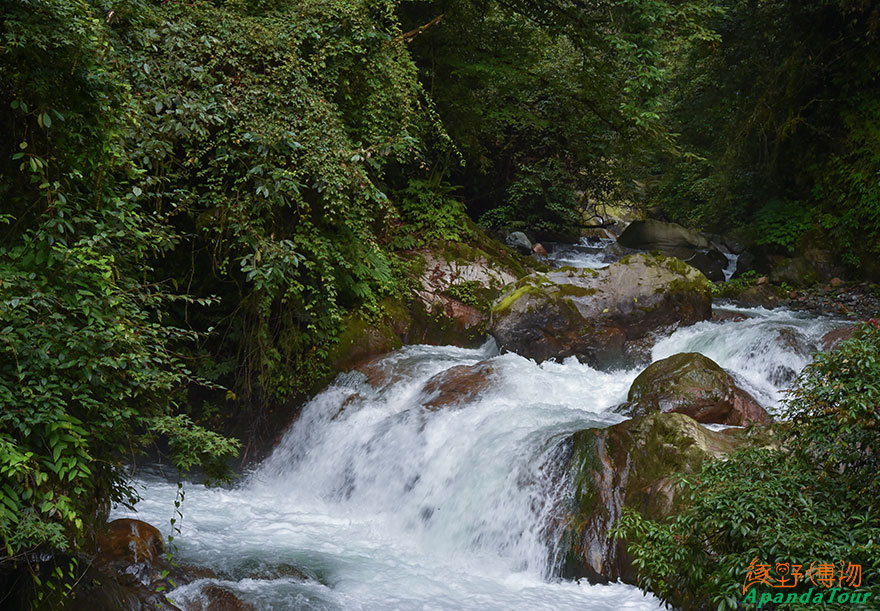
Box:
114, 251, 845, 610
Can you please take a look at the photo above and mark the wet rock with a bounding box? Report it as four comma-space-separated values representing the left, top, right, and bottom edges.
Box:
61, 519, 179, 610
711, 310, 747, 323
420, 361, 495, 410
775, 328, 810, 357
821, 325, 858, 351
96, 519, 166, 588
621, 353, 771, 426
582, 227, 619, 241
506, 231, 533, 255
184, 585, 255, 611
617, 220, 709, 251
490, 253, 712, 369
681, 248, 727, 282
600, 241, 627, 258
560, 413, 766, 583
532, 242, 548, 256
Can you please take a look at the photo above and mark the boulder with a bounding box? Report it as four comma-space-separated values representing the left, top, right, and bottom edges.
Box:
621, 353, 771, 426
60, 519, 179, 610
680, 248, 727, 282
560, 412, 765, 583
330, 236, 527, 372
506, 231, 533, 255
489, 253, 712, 369
617, 220, 709, 251
821, 325, 857, 351
769, 255, 820, 287
96, 518, 167, 588
723, 283, 784, 308
420, 361, 496, 410
767, 247, 844, 287
532, 242, 548, 256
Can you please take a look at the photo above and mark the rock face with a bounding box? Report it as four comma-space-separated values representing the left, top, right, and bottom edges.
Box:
617, 220, 709, 251
621, 353, 771, 426
560, 413, 759, 583
489, 253, 712, 369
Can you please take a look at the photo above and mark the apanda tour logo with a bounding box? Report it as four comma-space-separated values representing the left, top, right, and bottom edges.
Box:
742, 559, 873, 607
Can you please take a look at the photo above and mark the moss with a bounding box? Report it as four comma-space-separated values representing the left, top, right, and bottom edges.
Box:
556, 284, 598, 298
441, 222, 531, 279
569, 430, 604, 517
658, 274, 711, 299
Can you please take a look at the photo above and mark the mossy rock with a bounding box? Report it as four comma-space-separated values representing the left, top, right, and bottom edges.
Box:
560, 412, 768, 583
623, 352, 771, 426
489, 253, 712, 369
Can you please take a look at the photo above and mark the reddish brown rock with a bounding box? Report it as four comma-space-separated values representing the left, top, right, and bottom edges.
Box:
421, 361, 495, 410
533, 242, 548, 256
821, 326, 857, 351
623, 352, 771, 426
97, 518, 165, 578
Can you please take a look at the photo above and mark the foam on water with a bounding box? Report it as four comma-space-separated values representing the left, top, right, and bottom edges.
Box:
116, 307, 843, 610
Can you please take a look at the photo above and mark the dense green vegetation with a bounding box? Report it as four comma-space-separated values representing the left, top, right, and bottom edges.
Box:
617, 322, 880, 610
2, 0, 880, 606
651, 0, 880, 268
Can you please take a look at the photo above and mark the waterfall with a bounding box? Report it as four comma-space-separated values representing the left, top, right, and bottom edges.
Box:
115, 307, 844, 610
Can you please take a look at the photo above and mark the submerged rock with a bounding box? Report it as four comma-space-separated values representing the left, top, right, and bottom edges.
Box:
184, 585, 255, 611
420, 361, 496, 410
489, 253, 711, 369
560, 413, 763, 583
621, 352, 771, 426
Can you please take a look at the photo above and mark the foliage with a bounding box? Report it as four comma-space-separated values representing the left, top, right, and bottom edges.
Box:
710, 269, 760, 297
392, 178, 470, 248
0, 0, 240, 574
652, 0, 880, 268
401, 0, 722, 236
480, 158, 581, 237
616, 322, 880, 610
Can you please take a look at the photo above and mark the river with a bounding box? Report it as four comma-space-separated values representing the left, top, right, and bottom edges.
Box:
114, 251, 843, 610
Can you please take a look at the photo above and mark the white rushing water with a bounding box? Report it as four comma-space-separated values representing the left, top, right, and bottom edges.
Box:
116, 306, 845, 610
545, 237, 616, 269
